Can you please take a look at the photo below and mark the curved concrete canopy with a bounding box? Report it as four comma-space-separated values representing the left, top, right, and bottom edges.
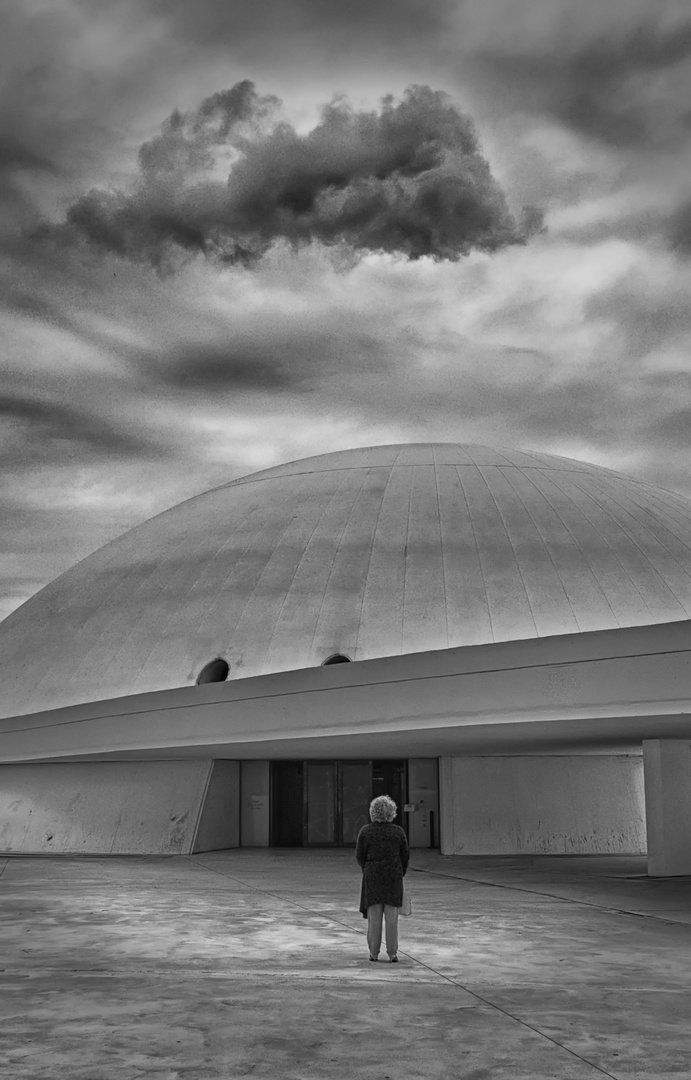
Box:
1, 441, 691, 718
2, 620, 690, 762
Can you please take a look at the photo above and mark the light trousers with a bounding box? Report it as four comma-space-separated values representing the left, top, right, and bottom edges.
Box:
367, 903, 399, 958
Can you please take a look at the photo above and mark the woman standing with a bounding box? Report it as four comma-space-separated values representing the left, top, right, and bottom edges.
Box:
356, 795, 410, 963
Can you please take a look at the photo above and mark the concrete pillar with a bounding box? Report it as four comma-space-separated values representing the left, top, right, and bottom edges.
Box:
438, 756, 455, 855
644, 740, 691, 876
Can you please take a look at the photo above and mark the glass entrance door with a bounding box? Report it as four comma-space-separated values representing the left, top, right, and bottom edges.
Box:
270, 761, 304, 846
372, 760, 406, 827
340, 761, 371, 844
304, 761, 370, 846
269, 759, 408, 846
305, 762, 336, 844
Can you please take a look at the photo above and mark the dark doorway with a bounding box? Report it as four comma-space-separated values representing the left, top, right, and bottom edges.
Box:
269, 759, 407, 845
270, 762, 304, 846
340, 761, 371, 844
372, 760, 406, 827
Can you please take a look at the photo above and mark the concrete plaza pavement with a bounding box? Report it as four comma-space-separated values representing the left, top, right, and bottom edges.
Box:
1, 848, 691, 1079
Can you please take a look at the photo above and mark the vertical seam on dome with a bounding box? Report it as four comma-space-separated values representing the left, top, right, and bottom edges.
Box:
637, 485, 691, 530
510, 468, 618, 627
353, 467, 392, 660
302, 467, 374, 663
0, 541, 130, 714
596, 477, 691, 563
476, 466, 539, 637
400, 465, 414, 655
207, 473, 342, 675
642, 484, 691, 509
569, 475, 691, 614
604, 479, 691, 556
486, 447, 515, 467
185, 483, 308, 646
257, 469, 363, 673
129, 475, 315, 690
171, 480, 312, 656
568, 474, 686, 606
501, 468, 584, 632
432, 452, 450, 650
31, 498, 217, 706
454, 464, 494, 639
544, 471, 657, 622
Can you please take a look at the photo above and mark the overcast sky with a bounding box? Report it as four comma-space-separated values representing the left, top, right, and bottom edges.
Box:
1, 0, 691, 621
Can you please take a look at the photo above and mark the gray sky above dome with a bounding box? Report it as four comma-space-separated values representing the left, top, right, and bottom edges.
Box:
1, 1, 691, 622
1, 442, 690, 720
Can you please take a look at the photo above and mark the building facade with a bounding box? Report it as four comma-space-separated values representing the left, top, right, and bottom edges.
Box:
1, 444, 690, 873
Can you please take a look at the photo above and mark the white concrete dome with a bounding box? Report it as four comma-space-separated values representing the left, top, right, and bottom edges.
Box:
2, 442, 691, 719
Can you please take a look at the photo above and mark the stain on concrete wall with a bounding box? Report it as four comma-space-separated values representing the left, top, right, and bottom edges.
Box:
0, 760, 213, 854
441, 755, 646, 856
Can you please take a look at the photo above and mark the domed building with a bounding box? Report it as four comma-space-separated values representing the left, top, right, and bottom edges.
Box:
1, 443, 691, 874
2, 441, 691, 718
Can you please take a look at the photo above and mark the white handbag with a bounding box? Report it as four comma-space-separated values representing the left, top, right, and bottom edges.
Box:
400, 887, 412, 916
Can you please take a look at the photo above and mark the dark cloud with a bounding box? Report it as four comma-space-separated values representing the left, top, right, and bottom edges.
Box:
35, 81, 542, 268
144, 0, 454, 53
161, 346, 297, 391
644, 403, 691, 449
148, 305, 394, 392
666, 198, 691, 254
0, 393, 163, 463
0, 132, 59, 222
475, 18, 691, 146
0, 134, 57, 175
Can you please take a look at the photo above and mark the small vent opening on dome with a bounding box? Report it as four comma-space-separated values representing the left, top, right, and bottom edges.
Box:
196, 657, 230, 684
322, 653, 351, 666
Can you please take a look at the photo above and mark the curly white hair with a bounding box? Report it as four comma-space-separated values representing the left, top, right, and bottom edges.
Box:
369, 795, 397, 822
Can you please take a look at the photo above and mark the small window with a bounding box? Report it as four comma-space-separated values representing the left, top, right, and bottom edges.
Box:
322, 653, 351, 666
196, 657, 230, 684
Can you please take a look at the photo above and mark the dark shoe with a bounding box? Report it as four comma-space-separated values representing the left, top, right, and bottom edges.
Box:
389, 955, 398, 963
369, 955, 378, 961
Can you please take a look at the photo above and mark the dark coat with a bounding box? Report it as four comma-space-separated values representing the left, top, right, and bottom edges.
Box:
355, 822, 410, 917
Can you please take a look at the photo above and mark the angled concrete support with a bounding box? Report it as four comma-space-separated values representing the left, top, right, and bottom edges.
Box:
191, 760, 240, 853
644, 740, 691, 876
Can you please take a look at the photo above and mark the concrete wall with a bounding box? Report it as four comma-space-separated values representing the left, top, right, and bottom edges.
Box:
192, 760, 240, 853
240, 761, 270, 846
0, 760, 212, 854
440, 755, 646, 856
